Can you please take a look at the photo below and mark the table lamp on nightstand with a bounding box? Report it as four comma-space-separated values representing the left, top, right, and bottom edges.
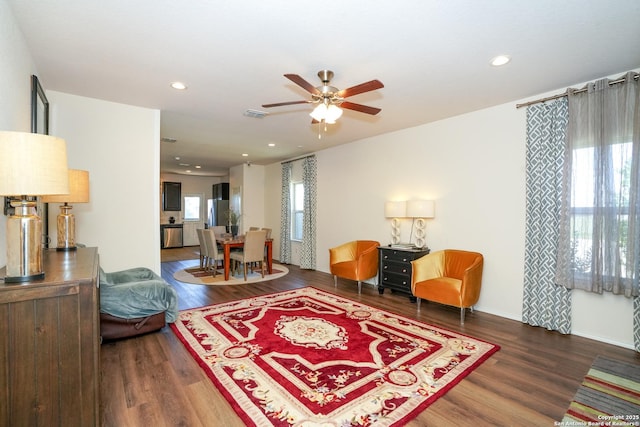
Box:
0, 131, 69, 282
384, 201, 406, 245
42, 169, 90, 251
406, 200, 435, 248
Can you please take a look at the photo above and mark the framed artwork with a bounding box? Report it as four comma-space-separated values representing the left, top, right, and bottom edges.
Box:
31, 75, 49, 135
32, 75, 51, 247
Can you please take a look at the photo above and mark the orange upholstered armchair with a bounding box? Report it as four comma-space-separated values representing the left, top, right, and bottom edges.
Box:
329, 240, 380, 293
410, 249, 484, 324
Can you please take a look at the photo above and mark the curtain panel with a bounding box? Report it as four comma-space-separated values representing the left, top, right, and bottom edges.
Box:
300, 156, 317, 269
279, 162, 293, 264
556, 71, 640, 298
522, 99, 572, 334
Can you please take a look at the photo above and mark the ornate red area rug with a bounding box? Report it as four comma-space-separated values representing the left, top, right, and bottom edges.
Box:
170, 287, 500, 426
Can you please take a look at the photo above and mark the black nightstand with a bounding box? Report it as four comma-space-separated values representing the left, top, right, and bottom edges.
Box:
378, 246, 430, 300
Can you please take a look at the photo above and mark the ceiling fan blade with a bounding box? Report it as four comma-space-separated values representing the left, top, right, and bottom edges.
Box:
284, 74, 321, 95
340, 101, 381, 115
262, 100, 312, 108
337, 79, 384, 98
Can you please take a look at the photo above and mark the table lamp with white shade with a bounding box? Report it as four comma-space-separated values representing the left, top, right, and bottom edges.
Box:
384, 201, 407, 245
42, 169, 90, 251
0, 131, 69, 282
406, 200, 435, 248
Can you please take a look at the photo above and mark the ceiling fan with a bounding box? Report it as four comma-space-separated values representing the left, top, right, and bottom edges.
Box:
262, 70, 384, 124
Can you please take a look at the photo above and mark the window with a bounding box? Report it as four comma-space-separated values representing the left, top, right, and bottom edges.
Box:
291, 182, 304, 241
183, 195, 201, 221
568, 141, 633, 279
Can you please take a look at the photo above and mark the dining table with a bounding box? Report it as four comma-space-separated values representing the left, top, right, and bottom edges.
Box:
217, 236, 273, 281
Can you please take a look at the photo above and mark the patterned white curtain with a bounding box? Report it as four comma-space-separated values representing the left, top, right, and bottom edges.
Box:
279, 162, 293, 264
522, 99, 572, 334
300, 156, 317, 269
556, 72, 640, 298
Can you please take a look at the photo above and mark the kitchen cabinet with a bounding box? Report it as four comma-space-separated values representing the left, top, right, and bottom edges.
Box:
212, 182, 229, 200
163, 181, 181, 211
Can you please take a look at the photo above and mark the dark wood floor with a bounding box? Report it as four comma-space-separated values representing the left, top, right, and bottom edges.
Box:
99, 247, 639, 426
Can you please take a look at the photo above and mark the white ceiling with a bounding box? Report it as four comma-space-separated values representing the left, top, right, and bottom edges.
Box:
8, 0, 640, 176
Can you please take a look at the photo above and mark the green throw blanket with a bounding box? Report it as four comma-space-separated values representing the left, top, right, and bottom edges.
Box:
99, 267, 178, 323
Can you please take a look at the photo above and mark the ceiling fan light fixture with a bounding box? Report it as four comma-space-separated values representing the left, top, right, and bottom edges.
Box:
310, 103, 328, 121
310, 103, 342, 123
326, 104, 343, 122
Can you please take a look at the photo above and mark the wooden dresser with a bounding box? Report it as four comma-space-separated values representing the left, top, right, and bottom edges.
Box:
0, 247, 100, 426
378, 245, 430, 300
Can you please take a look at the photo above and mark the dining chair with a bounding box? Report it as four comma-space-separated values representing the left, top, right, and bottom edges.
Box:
261, 227, 272, 239
229, 229, 267, 281
202, 229, 224, 276
196, 228, 208, 269
211, 225, 227, 238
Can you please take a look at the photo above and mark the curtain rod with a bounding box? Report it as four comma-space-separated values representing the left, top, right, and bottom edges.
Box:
281, 154, 315, 165
515, 73, 638, 109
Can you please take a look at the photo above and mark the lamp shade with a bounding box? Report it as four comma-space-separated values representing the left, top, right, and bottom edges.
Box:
384, 201, 406, 218
406, 200, 435, 218
310, 103, 343, 123
0, 131, 69, 196
42, 169, 90, 204
324, 104, 343, 123
310, 103, 328, 121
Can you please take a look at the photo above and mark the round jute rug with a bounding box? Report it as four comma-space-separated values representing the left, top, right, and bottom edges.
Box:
173, 263, 289, 286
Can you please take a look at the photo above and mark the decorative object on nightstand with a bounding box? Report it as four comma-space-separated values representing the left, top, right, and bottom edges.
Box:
406, 200, 435, 248
0, 131, 69, 282
42, 169, 90, 251
378, 245, 430, 300
384, 200, 406, 245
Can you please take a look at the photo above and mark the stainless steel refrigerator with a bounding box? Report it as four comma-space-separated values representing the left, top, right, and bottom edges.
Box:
207, 199, 229, 228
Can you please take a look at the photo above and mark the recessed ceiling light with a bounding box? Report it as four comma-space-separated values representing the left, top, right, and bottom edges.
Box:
195, 165, 201, 169
170, 81, 188, 90
242, 153, 248, 157
268, 143, 275, 147
490, 55, 511, 67
174, 156, 181, 160
185, 170, 192, 173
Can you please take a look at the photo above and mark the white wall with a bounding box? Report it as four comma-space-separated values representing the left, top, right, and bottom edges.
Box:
0, 0, 38, 268
47, 91, 161, 273
241, 164, 266, 232
264, 86, 635, 349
